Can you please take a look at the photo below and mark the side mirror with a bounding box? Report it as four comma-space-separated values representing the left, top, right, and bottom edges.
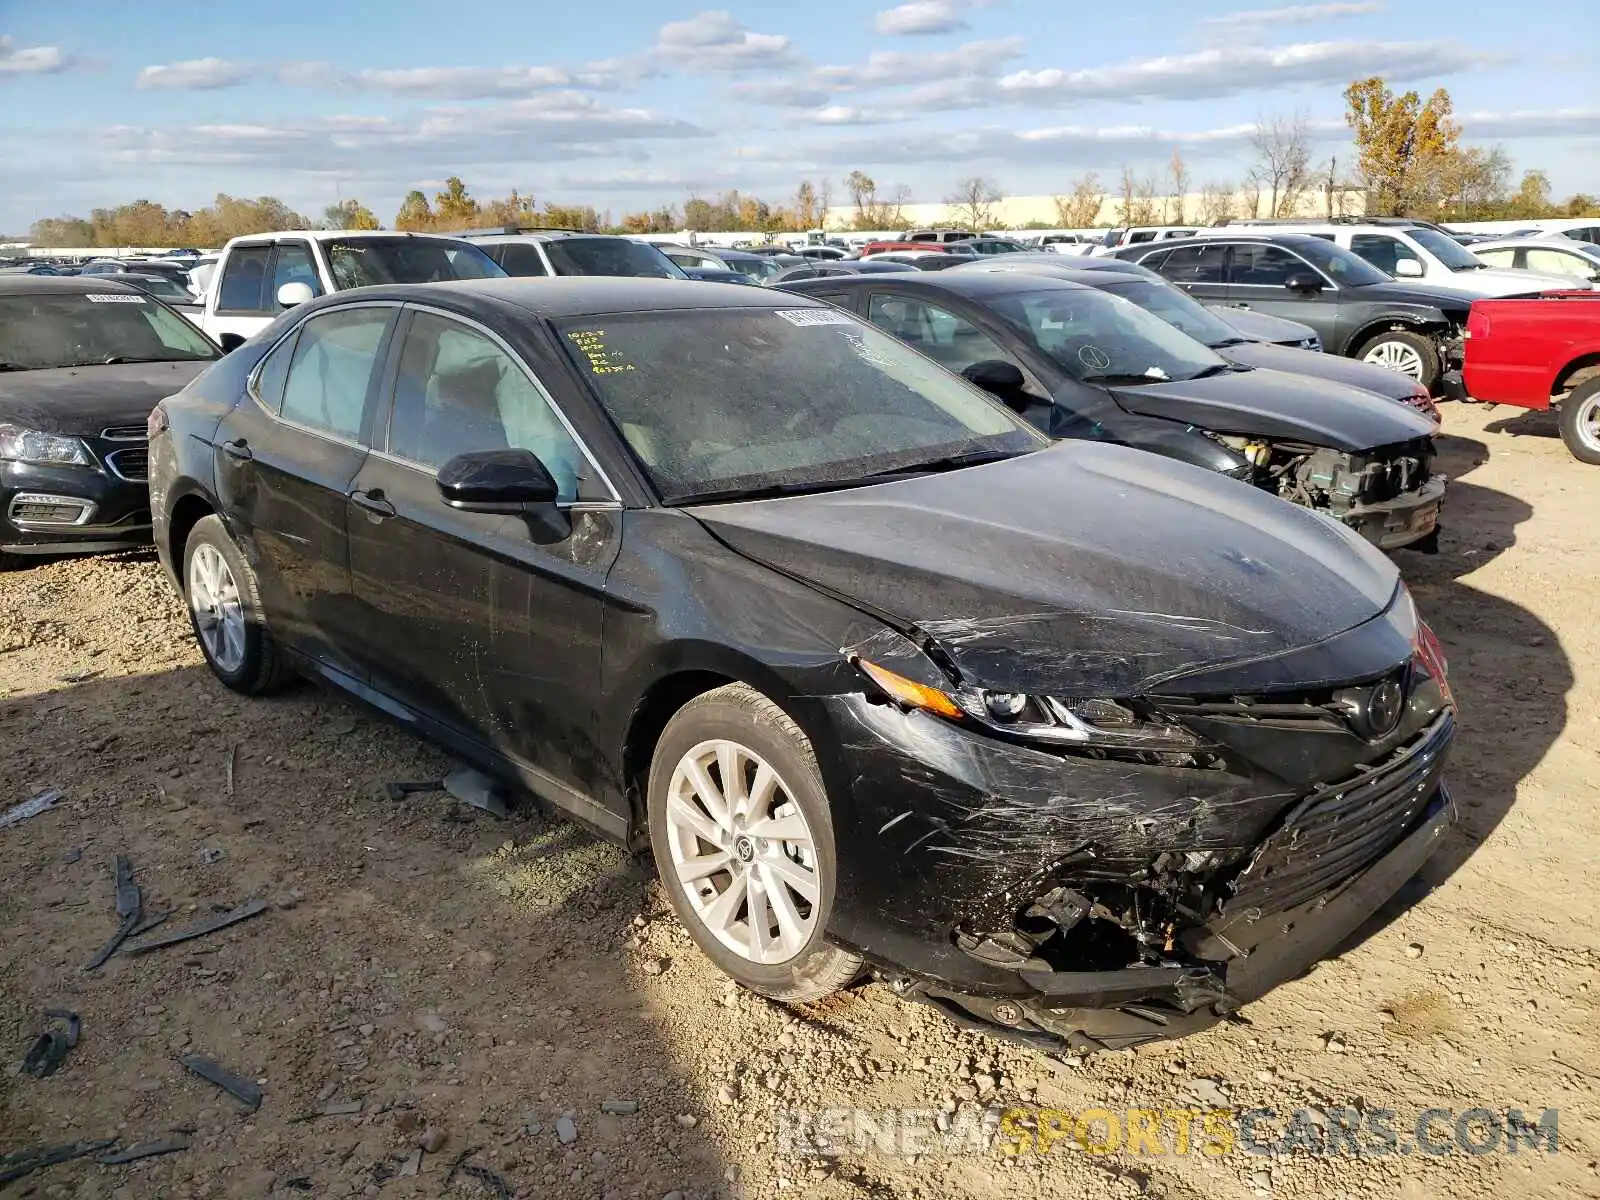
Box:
1284, 273, 1325, 293
276, 281, 315, 308
1393, 259, 1424, 279
962, 359, 1027, 396
437, 449, 569, 542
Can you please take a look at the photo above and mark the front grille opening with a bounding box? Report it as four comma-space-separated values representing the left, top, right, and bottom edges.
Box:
106, 447, 149, 481
13, 500, 86, 524
100, 425, 147, 441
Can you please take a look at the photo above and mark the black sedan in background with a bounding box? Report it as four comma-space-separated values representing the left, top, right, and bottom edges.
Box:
0, 276, 220, 566
148, 278, 1456, 1051
955, 259, 1440, 418
780, 271, 1445, 551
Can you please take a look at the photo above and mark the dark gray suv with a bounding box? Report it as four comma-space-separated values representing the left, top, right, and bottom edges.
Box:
1113, 234, 1471, 397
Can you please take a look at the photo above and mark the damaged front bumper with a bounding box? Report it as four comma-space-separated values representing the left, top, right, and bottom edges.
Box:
812, 677, 1455, 1051
1338, 473, 1447, 552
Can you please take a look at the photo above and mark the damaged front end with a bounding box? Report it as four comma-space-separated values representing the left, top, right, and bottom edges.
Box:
821, 594, 1457, 1052
1216, 435, 1445, 553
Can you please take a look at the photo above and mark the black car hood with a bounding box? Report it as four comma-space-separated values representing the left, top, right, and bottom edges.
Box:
1348, 281, 1473, 314
694, 442, 1399, 696
1221, 341, 1420, 403
1105, 367, 1437, 452
0, 361, 211, 435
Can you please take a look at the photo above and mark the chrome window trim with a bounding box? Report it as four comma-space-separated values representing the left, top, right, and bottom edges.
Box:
389, 302, 622, 505
244, 301, 400, 452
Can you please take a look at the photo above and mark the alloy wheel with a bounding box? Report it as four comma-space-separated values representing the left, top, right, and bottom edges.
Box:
1572, 391, 1600, 455
663, 738, 819, 965
1362, 340, 1425, 380
188, 543, 246, 673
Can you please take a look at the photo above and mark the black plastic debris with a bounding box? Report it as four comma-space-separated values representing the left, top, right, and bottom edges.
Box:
178, 1054, 263, 1111
384, 779, 442, 802
85, 856, 142, 971
59, 668, 102, 684
20, 1010, 80, 1078
445, 1149, 511, 1200
98, 1138, 190, 1165
443, 765, 510, 819
126, 911, 171, 940
0, 789, 62, 831
0, 1139, 116, 1185
124, 897, 268, 955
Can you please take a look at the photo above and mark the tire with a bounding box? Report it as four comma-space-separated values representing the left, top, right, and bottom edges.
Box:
647, 683, 863, 1002
1557, 377, 1600, 465
181, 514, 297, 694
1354, 329, 1441, 391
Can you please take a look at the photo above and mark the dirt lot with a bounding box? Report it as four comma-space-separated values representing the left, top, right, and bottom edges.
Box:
1, 401, 1597, 1200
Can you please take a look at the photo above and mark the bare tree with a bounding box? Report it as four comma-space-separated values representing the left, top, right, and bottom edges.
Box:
1249, 112, 1313, 218
1197, 181, 1238, 225
1241, 172, 1264, 219
946, 176, 1003, 230
845, 170, 877, 227
1166, 149, 1191, 224
1052, 172, 1105, 227
817, 177, 835, 228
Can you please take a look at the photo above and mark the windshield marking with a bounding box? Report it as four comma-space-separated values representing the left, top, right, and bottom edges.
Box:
566, 329, 636, 375
773, 308, 853, 327
84, 294, 147, 304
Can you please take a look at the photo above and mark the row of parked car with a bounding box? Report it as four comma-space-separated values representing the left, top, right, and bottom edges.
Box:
1, 210, 1586, 1052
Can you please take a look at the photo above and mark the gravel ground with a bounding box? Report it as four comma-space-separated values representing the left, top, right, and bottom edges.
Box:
1, 401, 1596, 1199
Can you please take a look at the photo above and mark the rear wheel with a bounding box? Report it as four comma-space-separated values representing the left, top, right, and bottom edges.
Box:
182, 515, 297, 694
1355, 329, 1440, 391
647, 683, 863, 1002
1558, 377, 1600, 465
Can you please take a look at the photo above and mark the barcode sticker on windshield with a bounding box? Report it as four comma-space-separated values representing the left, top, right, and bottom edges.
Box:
773, 308, 852, 327
84, 294, 147, 304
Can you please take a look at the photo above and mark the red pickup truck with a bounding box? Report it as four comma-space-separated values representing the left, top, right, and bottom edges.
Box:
1464, 291, 1600, 463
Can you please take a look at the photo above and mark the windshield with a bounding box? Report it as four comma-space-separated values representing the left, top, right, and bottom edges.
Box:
123, 275, 192, 302
1281, 238, 1391, 287
0, 292, 219, 370
324, 237, 505, 289
557, 307, 1046, 503
545, 238, 687, 279
1406, 226, 1489, 271
1097, 279, 1247, 348
988, 287, 1228, 383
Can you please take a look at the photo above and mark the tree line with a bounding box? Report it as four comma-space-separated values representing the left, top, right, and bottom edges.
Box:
24, 76, 1598, 249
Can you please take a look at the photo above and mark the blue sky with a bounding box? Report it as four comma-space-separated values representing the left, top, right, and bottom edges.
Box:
1, 0, 1596, 231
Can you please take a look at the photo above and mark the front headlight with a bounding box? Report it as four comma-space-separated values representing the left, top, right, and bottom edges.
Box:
0, 423, 93, 467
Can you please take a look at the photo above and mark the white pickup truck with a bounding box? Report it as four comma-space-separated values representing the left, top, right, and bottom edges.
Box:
196, 230, 506, 349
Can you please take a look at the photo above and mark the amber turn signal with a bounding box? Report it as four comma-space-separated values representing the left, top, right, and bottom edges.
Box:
855, 658, 963, 719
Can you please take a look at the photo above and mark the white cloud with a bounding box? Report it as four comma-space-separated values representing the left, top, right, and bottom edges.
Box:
725, 78, 834, 107
277, 61, 577, 98
653, 10, 796, 71
1460, 108, 1600, 139
0, 34, 72, 76
1201, 2, 1384, 27
137, 58, 252, 90
803, 105, 909, 125
875, 1, 971, 36
1000, 39, 1494, 103
816, 37, 1025, 90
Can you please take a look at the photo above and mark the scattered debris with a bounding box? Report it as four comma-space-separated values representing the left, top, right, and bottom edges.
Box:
125, 911, 170, 940
63, 847, 82, 864
394, 1110, 422, 1134
444, 1149, 512, 1200
674, 1114, 699, 1129
125, 897, 268, 955
555, 1116, 578, 1144
599, 1099, 639, 1115
179, 1054, 263, 1111
1405, 942, 1425, 959
642, 958, 667, 977
197, 847, 226, 865
85, 855, 142, 971
1184, 1078, 1230, 1108
59, 668, 102, 684
419, 1126, 448, 1153
1, 789, 62, 831
443, 765, 510, 819
0, 1139, 116, 1185
20, 1010, 81, 1078
225, 743, 239, 798
322, 1100, 364, 1117
1321, 1032, 1348, 1054
415, 1012, 449, 1034
384, 779, 443, 802
398, 1149, 422, 1178
98, 1138, 190, 1165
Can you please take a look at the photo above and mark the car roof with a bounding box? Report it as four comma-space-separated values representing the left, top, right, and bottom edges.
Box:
0, 275, 143, 296
311, 276, 826, 319
1179, 232, 1344, 247
785, 270, 1092, 299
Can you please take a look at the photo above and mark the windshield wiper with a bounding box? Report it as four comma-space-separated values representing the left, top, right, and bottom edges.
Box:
0, 362, 30, 372
1188, 363, 1240, 379
671, 478, 882, 505
864, 448, 1019, 477
1080, 372, 1172, 386
99, 354, 209, 365
1210, 336, 1251, 348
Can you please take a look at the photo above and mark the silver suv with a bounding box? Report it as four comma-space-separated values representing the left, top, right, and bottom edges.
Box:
450, 229, 685, 279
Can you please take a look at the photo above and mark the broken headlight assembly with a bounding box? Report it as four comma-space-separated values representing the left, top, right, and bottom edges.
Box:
853, 658, 1213, 765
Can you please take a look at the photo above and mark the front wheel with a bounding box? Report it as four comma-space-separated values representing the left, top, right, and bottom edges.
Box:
1355, 329, 1441, 391
1558, 377, 1600, 465
647, 683, 863, 1002
182, 514, 297, 694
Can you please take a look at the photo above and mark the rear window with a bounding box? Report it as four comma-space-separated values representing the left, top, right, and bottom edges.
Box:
323, 237, 505, 289
544, 238, 687, 279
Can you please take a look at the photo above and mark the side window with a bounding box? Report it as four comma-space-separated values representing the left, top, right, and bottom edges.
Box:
387, 312, 586, 501
1136, 249, 1174, 272
216, 246, 272, 313
1160, 243, 1228, 283
866, 293, 1018, 375
1129, 230, 1157, 243
1475, 248, 1515, 268
269, 241, 322, 299
279, 308, 391, 441
1349, 234, 1421, 276
1228, 245, 1305, 286
251, 329, 301, 414
1526, 248, 1591, 277
497, 243, 549, 277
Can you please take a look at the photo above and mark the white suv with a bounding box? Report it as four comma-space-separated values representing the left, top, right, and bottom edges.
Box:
1210, 221, 1585, 296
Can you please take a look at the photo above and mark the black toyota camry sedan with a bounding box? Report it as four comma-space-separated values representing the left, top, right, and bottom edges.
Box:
780, 271, 1445, 552
1, 276, 221, 566
149, 278, 1456, 1051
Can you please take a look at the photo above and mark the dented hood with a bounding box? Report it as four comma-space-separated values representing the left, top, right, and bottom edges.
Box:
1105, 367, 1437, 453
694, 442, 1399, 696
